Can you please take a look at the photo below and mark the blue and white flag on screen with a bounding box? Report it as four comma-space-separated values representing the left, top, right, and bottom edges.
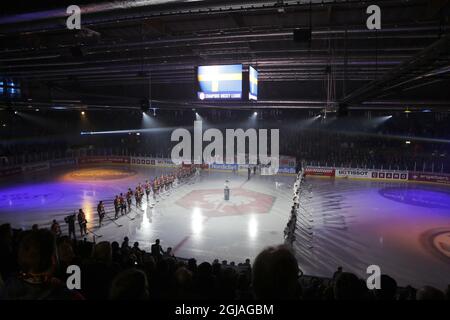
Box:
197, 64, 242, 99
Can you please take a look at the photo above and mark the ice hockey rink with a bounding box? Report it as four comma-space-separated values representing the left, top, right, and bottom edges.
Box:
0, 165, 449, 290
0, 166, 295, 264
295, 177, 450, 290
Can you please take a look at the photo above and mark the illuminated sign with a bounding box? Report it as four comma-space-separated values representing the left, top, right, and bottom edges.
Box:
197, 64, 242, 100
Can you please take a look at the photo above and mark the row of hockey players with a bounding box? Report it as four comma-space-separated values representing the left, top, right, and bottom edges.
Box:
104, 166, 196, 223
56, 166, 196, 240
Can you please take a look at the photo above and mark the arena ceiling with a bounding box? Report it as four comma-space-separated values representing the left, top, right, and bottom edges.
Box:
0, 0, 449, 112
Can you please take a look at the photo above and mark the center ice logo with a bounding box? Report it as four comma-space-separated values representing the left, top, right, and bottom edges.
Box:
170, 120, 279, 175
176, 189, 274, 217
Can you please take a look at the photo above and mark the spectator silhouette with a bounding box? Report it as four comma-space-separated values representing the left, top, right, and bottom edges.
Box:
111, 241, 122, 265
0, 224, 15, 280
252, 245, 300, 300
236, 273, 252, 300
217, 266, 238, 299
50, 220, 61, 237
121, 237, 129, 250
374, 274, 397, 300
132, 242, 143, 264
164, 247, 175, 258
81, 241, 117, 300
332, 266, 343, 281
109, 268, 149, 300
0, 230, 81, 300
416, 286, 445, 300
194, 262, 217, 299
55, 240, 77, 282
187, 258, 197, 274
151, 239, 165, 260
173, 267, 194, 299
333, 272, 365, 300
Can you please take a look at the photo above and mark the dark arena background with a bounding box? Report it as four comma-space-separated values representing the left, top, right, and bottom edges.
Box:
0, 0, 449, 310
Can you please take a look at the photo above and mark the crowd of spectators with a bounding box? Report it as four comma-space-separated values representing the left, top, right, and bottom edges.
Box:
0, 224, 448, 300
2, 137, 448, 174
1, 109, 449, 172
1, 128, 449, 173
285, 130, 448, 172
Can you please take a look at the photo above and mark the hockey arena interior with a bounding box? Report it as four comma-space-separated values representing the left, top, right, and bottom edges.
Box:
0, 0, 450, 302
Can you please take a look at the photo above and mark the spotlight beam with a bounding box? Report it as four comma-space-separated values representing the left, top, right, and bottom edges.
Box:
80, 126, 191, 135
313, 128, 450, 144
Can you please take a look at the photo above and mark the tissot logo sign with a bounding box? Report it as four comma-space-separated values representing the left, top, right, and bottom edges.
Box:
336, 169, 370, 178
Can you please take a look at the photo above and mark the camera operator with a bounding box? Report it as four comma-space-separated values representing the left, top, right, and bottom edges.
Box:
64, 213, 77, 240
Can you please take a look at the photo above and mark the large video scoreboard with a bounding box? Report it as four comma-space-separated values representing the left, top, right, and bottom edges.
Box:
197, 64, 243, 100
196, 64, 258, 101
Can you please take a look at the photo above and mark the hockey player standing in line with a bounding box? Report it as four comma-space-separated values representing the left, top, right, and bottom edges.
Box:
248, 167, 251, 180
97, 201, 105, 227
145, 180, 151, 201
114, 195, 120, 219
152, 178, 157, 201
77, 209, 88, 237
126, 188, 133, 212
135, 186, 140, 207
119, 193, 126, 215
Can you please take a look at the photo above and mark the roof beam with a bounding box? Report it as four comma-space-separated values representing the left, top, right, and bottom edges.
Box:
340, 33, 450, 106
